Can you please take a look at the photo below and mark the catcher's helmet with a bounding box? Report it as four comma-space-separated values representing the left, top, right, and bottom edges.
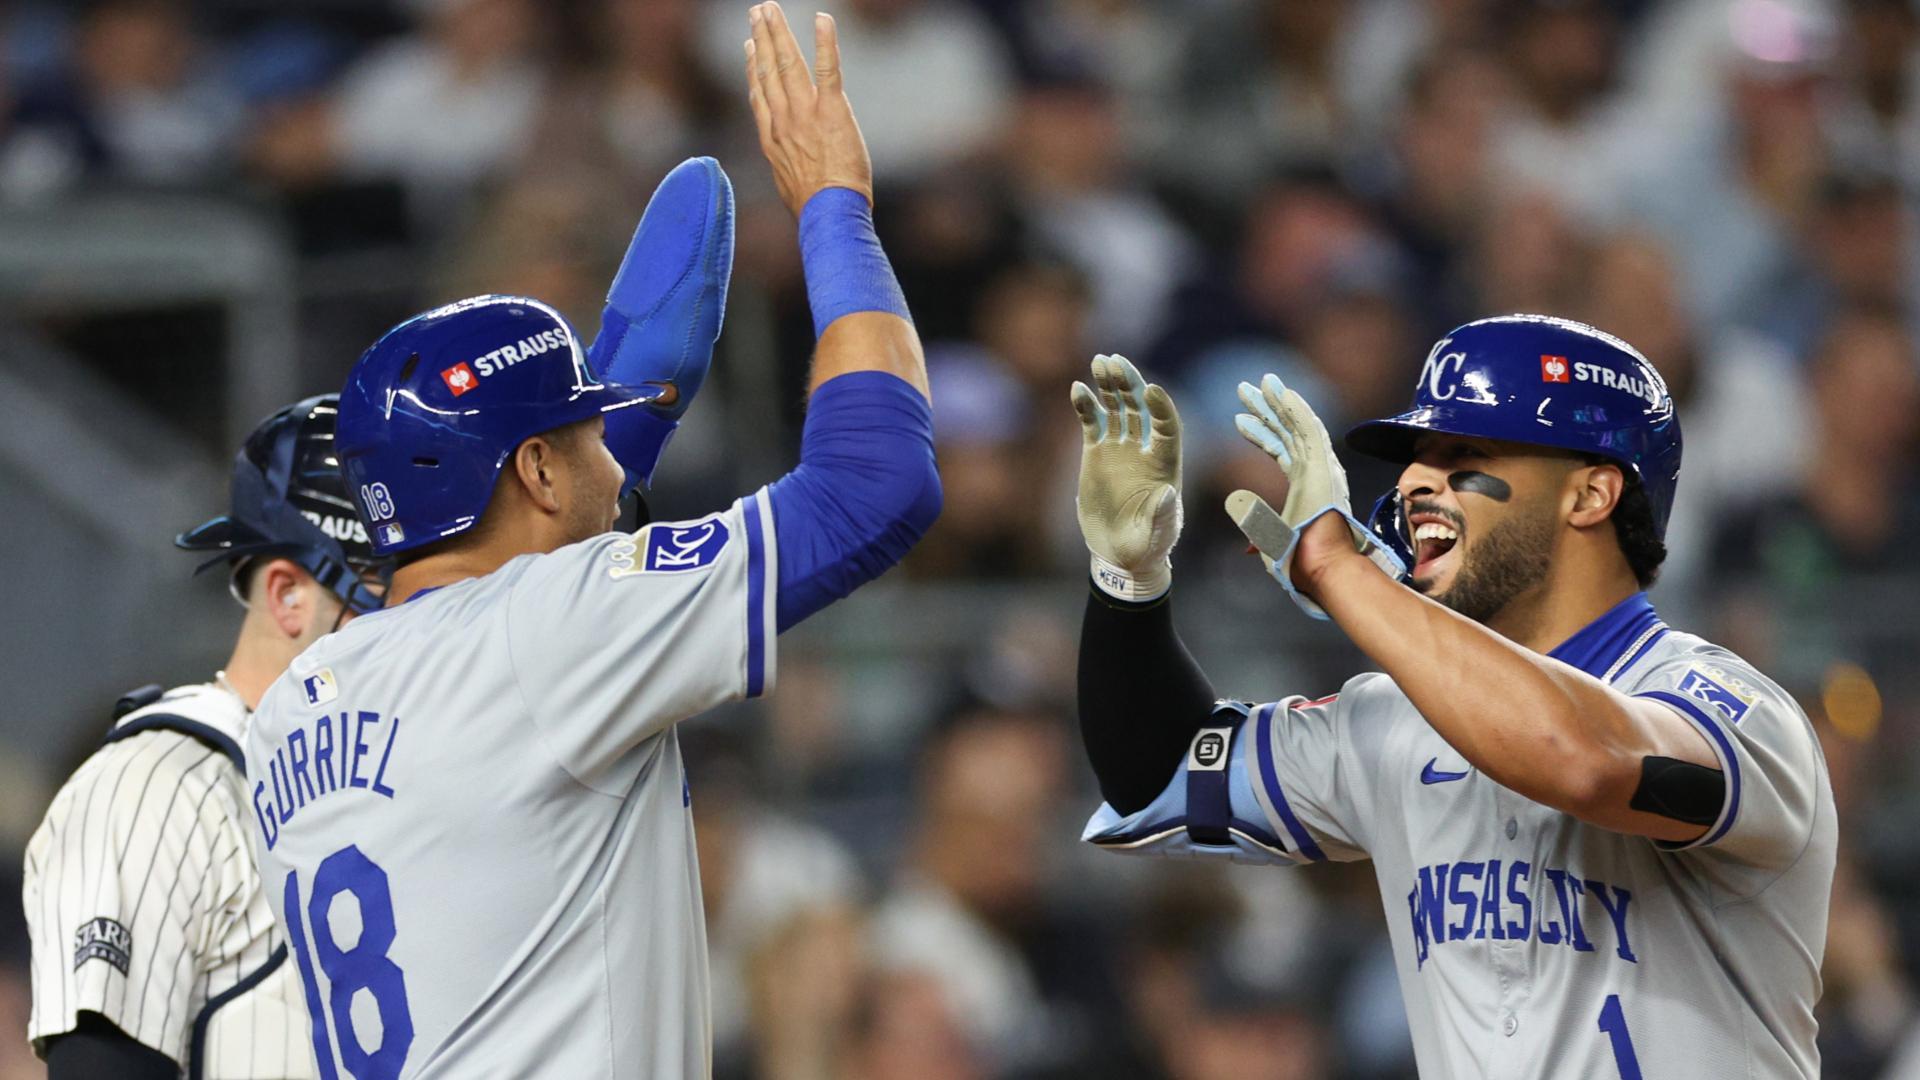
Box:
336, 294, 663, 556
177, 395, 388, 613
1347, 314, 1683, 530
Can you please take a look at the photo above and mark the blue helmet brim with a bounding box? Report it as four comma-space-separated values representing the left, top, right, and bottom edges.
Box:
1345, 413, 1435, 463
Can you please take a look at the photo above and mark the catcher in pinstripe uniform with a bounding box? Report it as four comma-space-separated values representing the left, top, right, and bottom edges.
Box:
24, 396, 386, 1079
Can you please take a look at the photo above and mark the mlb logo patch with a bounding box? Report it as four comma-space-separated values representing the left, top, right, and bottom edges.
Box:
302, 668, 339, 707
643, 517, 731, 572
441, 362, 479, 397
1678, 668, 1754, 724
377, 522, 405, 547
1540, 355, 1570, 383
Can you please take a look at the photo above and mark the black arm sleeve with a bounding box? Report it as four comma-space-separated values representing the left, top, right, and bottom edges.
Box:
43, 1012, 179, 1080
1078, 582, 1219, 815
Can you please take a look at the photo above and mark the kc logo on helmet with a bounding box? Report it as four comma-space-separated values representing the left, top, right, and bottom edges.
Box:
1541, 355, 1570, 383
441, 362, 479, 397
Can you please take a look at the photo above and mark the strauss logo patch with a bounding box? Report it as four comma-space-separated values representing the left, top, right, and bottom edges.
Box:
441, 362, 478, 397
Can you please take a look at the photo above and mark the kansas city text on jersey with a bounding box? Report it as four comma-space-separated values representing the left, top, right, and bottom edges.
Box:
1407, 858, 1636, 969
253, 708, 399, 849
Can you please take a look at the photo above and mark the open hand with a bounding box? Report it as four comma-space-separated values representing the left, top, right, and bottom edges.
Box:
1072, 354, 1182, 601
1228, 373, 1405, 618
744, 3, 874, 216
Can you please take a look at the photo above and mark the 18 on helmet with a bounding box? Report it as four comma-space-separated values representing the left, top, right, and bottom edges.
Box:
1346, 314, 1684, 536
336, 294, 664, 556
177, 394, 388, 613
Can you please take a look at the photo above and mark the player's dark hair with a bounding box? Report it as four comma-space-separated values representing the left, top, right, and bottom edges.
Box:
1584, 455, 1664, 587
235, 557, 268, 600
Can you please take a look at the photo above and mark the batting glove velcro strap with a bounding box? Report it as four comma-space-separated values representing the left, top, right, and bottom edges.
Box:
1227, 494, 1404, 620
1229, 372, 1407, 619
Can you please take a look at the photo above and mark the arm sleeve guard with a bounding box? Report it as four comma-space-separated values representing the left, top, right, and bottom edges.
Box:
1078, 584, 1218, 814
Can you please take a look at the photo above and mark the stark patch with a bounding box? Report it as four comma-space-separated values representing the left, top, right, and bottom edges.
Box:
73, 917, 132, 975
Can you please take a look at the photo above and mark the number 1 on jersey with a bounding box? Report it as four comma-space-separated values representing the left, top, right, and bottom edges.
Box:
285, 846, 415, 1080
1598, 994, 1642, 1080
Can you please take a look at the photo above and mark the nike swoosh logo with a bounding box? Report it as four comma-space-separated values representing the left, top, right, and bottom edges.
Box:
1420, 758, 1471, 785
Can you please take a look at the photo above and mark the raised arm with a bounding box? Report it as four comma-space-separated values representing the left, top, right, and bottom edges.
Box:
1229, 375, 1720, 844
745, 2, 940, 630
746, 2, 926, 399
1070, 356, 1218, 813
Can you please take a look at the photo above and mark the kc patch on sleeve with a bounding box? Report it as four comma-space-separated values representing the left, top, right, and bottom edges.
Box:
610, 515, 733, 578
1678, 667, 1757, 724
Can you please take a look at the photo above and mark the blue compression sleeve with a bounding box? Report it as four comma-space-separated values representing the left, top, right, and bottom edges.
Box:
798, 188, 912, 339
767, 371, 941, 630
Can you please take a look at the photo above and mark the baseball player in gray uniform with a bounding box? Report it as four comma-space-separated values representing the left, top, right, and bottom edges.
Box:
243, 6, 938, 1077
1071, 317, 1835, 1078
24, 396, 386, 1080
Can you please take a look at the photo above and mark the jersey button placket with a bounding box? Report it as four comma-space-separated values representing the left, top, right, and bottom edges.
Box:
1488, 785, 1532, 1075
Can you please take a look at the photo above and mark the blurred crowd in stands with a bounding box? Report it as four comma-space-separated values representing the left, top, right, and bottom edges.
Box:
5, 0, 1920, 1077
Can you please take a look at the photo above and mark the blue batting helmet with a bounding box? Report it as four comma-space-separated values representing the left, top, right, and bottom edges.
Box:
1347, 313, 1683, 539
336, 295, 664, 556
177, 395, 388, 613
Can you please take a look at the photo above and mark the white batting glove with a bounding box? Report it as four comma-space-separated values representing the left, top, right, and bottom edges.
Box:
1072, 354, 1182, 602
1228, 373, 1406, 619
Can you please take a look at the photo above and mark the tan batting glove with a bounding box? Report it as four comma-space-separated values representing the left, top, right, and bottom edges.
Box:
1071, 354, 1182, 602
1228, 373, 1406, 619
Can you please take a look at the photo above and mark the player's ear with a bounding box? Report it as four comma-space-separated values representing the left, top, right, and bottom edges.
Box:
510, 436, 566, 515
1567, 462, 1624, 530
260, 559, 313, 638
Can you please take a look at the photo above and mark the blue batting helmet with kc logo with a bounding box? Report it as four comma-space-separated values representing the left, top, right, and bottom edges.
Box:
1346, 314, 1683, 537
336, 295, 665, 556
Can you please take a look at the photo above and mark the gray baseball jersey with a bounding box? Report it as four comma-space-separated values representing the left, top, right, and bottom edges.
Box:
1085, 593, 1836, 1078
24, 682, 319, 1079
244, 495, 777, 1079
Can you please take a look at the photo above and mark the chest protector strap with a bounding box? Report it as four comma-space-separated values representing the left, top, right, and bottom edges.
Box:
103, 684, 245, 773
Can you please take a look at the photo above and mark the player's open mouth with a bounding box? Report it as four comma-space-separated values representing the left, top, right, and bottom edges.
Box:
1410, 518, 1460, 577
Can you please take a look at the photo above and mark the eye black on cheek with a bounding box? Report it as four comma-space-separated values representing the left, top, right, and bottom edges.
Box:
1448, 470, 1512, 502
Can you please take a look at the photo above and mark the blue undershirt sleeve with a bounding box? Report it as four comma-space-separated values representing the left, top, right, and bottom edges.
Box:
765, 370, 941, 631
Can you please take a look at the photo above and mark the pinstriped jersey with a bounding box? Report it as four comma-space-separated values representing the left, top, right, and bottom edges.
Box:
1085, 593, 1836, 1079
24, 683, 318, 1079
245, 495, 778, 1079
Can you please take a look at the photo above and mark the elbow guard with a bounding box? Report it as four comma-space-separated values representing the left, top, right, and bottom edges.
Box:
768, 371, 940, 629
1630, 755, 1725, 826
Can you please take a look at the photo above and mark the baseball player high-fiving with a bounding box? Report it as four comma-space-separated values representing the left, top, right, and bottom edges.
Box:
243, 5, 938, 1077
1074, 317, 1835, 1078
